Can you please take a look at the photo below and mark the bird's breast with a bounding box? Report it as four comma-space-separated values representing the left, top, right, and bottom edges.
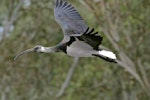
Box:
66, 41, 95, 57
66, 46, 94, 57
58, 43, 67, 53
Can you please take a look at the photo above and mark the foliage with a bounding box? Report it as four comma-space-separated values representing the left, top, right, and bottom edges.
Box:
0, 0, 150, 100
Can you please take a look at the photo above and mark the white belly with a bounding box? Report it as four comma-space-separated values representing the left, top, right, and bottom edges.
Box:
67, 47, 92, 57
66, 41, 97, 57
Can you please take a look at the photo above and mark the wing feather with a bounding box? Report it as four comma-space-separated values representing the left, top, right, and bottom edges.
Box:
77, 27, 103, 50
54, 0, 88, 36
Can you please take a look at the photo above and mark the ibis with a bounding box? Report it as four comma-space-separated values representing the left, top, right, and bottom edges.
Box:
14, 0, 117, 63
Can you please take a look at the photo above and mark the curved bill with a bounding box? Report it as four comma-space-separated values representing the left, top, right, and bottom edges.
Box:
14, 48, 34, 61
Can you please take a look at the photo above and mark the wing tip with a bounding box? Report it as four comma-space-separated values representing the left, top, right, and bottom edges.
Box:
55, 0, 63, 7
84, 27, 101, 36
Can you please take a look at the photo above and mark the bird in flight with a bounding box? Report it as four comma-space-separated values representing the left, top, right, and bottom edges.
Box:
14, 0, 117, 63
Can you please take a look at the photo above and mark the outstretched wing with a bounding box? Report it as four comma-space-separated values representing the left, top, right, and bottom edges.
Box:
54, 0, 88, 36
77, 27, 103, 50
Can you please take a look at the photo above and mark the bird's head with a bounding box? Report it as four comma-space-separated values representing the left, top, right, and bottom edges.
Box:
33, 45, 45, 53
14, 45, 45, 61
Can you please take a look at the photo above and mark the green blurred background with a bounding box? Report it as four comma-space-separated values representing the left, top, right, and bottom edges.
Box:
0, 0, 150, 100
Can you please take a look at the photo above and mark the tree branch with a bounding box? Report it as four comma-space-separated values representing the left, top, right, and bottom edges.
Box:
82, 0, 147, 92
2, 0, 23, 40
137, 59, 150, 92
56, 57, 79, 98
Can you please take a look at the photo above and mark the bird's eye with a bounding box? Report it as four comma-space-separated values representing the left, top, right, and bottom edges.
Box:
34, 47, 40, 52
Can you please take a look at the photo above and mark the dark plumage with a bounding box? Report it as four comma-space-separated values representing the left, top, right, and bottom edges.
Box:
14, 0, 117, 63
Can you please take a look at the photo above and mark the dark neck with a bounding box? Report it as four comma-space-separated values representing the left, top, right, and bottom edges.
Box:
57, 37, 76, 53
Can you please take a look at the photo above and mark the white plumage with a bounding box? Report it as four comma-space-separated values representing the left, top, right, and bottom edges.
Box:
67, 40, 96, 57
14, 0, 117, 63
99, 50, 116, 59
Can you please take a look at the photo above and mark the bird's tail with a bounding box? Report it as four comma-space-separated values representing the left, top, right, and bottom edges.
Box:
93, 50, 117, 63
